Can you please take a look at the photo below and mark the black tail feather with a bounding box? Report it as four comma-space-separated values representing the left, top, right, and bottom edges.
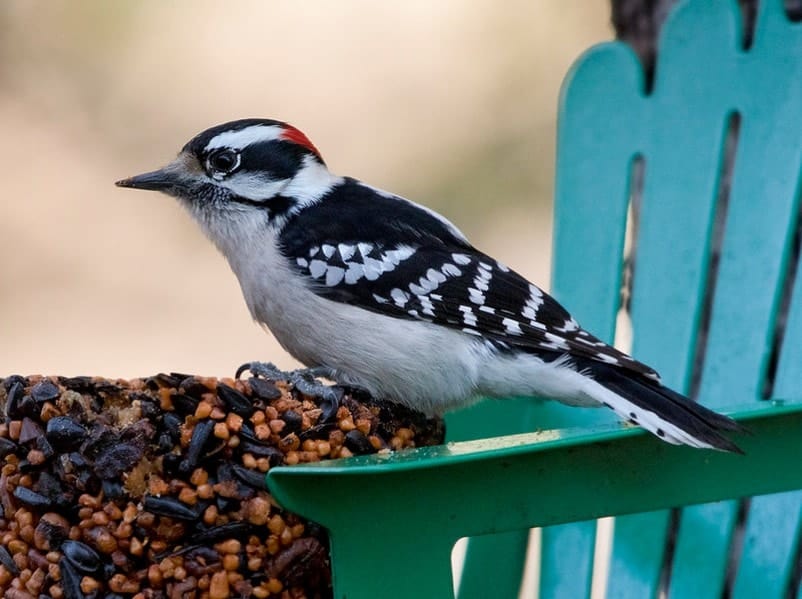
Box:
581, 359, 747, 454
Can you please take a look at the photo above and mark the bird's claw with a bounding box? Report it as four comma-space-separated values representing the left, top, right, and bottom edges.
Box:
236, 361, 285, 380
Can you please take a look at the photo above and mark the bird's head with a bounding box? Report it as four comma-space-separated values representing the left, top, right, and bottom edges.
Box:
116, 119, 338, 229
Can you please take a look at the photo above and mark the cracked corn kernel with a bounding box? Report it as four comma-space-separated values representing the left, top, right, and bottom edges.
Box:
209, 571, 229, 599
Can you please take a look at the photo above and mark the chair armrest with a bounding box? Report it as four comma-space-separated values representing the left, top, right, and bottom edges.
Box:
269, 401, 802, 529
267, 402, 802, 598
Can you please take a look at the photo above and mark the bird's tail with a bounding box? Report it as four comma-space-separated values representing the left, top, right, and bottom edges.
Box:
580, 360, 746, 453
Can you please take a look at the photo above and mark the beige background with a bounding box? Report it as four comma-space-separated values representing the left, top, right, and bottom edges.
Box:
0, 1, 612, 379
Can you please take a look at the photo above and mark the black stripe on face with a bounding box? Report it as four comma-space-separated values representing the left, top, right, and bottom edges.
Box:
230, 194, 297, 220
238, 140, 307, 181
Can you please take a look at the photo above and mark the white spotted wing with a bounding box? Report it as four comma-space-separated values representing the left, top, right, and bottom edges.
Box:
291, 240, 660, 381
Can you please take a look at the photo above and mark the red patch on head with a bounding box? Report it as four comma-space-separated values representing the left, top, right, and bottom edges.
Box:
280, 125, 322, 159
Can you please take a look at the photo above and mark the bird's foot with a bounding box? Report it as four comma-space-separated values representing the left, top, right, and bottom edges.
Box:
236, 361, 342, 405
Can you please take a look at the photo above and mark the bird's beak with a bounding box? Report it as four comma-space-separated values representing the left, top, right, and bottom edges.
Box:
116, 153, 198, 192
115, 167, 176, 191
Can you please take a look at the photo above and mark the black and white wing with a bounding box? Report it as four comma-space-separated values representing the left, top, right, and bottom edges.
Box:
278, 179, 659, 382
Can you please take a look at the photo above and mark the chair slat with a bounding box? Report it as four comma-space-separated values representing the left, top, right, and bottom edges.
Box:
547, 40, 646, 597
552, 42, 643, 338
774, 249, 802, 400
667, 502, 738, 598
732, 491, 802, 598
700, 120, 802, 409
539, 522, 596, 598
628, 1, 740, 387
605, 512, 671, 598
448, 399, 542, 597
456, 531, 529, 599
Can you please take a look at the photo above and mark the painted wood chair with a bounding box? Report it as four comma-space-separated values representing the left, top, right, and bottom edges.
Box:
267, 1, 802, 596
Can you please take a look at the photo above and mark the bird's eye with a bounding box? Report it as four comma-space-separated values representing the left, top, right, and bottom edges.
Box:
206, 149, 241, 176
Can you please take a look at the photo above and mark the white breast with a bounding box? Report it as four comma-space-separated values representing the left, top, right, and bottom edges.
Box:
200, 220, 472, 414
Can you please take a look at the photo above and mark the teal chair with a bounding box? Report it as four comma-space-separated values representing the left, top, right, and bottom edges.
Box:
268, 1, 802, 596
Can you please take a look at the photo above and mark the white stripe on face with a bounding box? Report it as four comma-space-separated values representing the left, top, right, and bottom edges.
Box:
216, 171, 288, 201
204, 125, 285, 152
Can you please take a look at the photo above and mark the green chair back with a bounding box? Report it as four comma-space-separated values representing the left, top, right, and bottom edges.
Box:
451, 1, 802, 596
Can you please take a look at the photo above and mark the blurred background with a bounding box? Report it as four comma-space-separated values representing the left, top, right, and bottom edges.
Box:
0, 0, 612, 378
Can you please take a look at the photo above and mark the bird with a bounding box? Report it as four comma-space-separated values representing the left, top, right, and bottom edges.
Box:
116, 118, 744, 452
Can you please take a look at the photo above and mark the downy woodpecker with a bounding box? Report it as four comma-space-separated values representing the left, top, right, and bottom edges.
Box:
117, 118, 743, 452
